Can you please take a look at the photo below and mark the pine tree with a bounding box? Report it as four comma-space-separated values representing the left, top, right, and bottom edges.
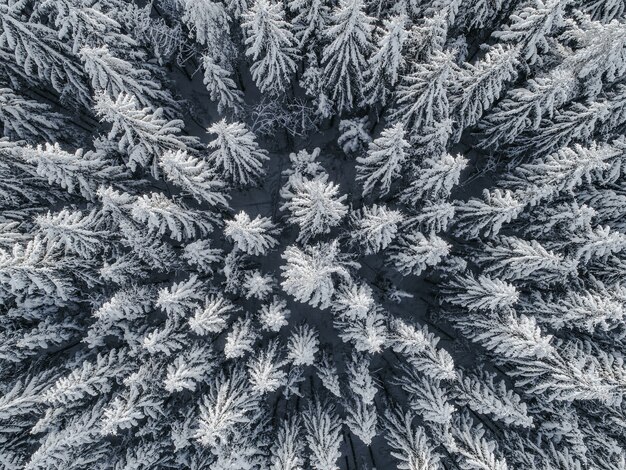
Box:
247, 340, 287, 394
389, 232, 450, 276
475, 236, 578, 285
492, 0, 569, 65
243, 0, 298, 94
303, 398, 343, 470
351, 204, 404, 254
443, 272, 519, 312
391, 51, 453, 142
224, 211, 279, 255
382, 408, 442, 470
270, 415, 305, 470
286, 324, 319, 366
454, 189, 525, 238
95, 93, 192, 176
280, 174, 348, 243
202, 54, 244, 114
402, 152, 468, 202
0, 87, 65, 141
356, 123, 410, 197
21, 143, 127, 201
321, 0, 374, 112
160, 149, 229, 208
363, 15, 408, 106
449, 45, 519, 140
281, 240, 355, 309
289, 0, 331, 48
79, 45, 173, 110
455, 369, 533, 428
206, 119, 269, 186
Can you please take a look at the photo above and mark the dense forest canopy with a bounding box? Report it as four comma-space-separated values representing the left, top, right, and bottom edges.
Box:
0, 0, 626, 469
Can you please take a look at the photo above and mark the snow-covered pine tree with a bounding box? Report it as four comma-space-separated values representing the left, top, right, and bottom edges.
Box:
206, 119, 269, 186
321, 0, 374, 112
243, 0, 298, 95
356, 122, 410, 197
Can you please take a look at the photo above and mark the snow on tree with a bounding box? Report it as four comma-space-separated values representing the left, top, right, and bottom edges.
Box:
5, 0, 626, 466
356, 122, 410, 196
280, 174, 348, 243
351, 204, 404, 254
43, 349, 132, 407
405, 201, 455, 234
363, 15, 408, 106
0, 2, 91, 105
455, 368, 533, 428
520, 283, 626, 333
21, 143, 127, 201
321, 0, 374, 112
454, 189, 525, 238
404, 10, 448, 61
164, 344, 213, 392
225, 211, 279, 255
206, 119, 269, 186
247, 340, 287, 394
402, 153, 468, 203
287, 324, 319, 366
243, 270, 274, 300
0, 87, 64, 141
315, 351, 342, 397
332, 281, 375, 321
79, 45, 173, 110
492, 0, 569, 65
130, 192, 213, 241
382, 408, 442, 470
35, 209, 107, 259
477, 70, 579, 149
94, 92, 192, 176
336, 304, 389, 354
269, 415, 305, 470
159, 149, 229, 208
571, 225, 626, 264
337, 116, 371, 154
242, 0, 298, 95
449, 44, 519, 140
177, 0, 230, 47
344, 395, 377, 445
156, 275, 204, 318
281, 240, 355, 309
504, 141, 622, 200
258, 297, 291, 332
391, 51, 453, 142
443, 272, 519, 312
454, 310, 555, 361
303, 398, 344, 470
474, 236, 578, 285
189, 295, 236, 335
395, 368, 456, 425
389, 232, 450, 276
224, 316, 258, 359
202, 54, 244, 114
195, 367, 261, 447
346, 353, 377, 404
449, 412, 509, 470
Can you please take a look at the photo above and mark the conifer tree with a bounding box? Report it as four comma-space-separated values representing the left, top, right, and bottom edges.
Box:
206, 119, 269, 186
321, 0, 374, 112
356, 123, 410, 197
243, 0, 298, 94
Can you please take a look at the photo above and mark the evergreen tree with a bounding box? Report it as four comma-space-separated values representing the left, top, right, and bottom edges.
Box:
206, 119, 269, 186
356, 123, 410, 197
243, 0, 298, 94
321, 0, 374, 112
